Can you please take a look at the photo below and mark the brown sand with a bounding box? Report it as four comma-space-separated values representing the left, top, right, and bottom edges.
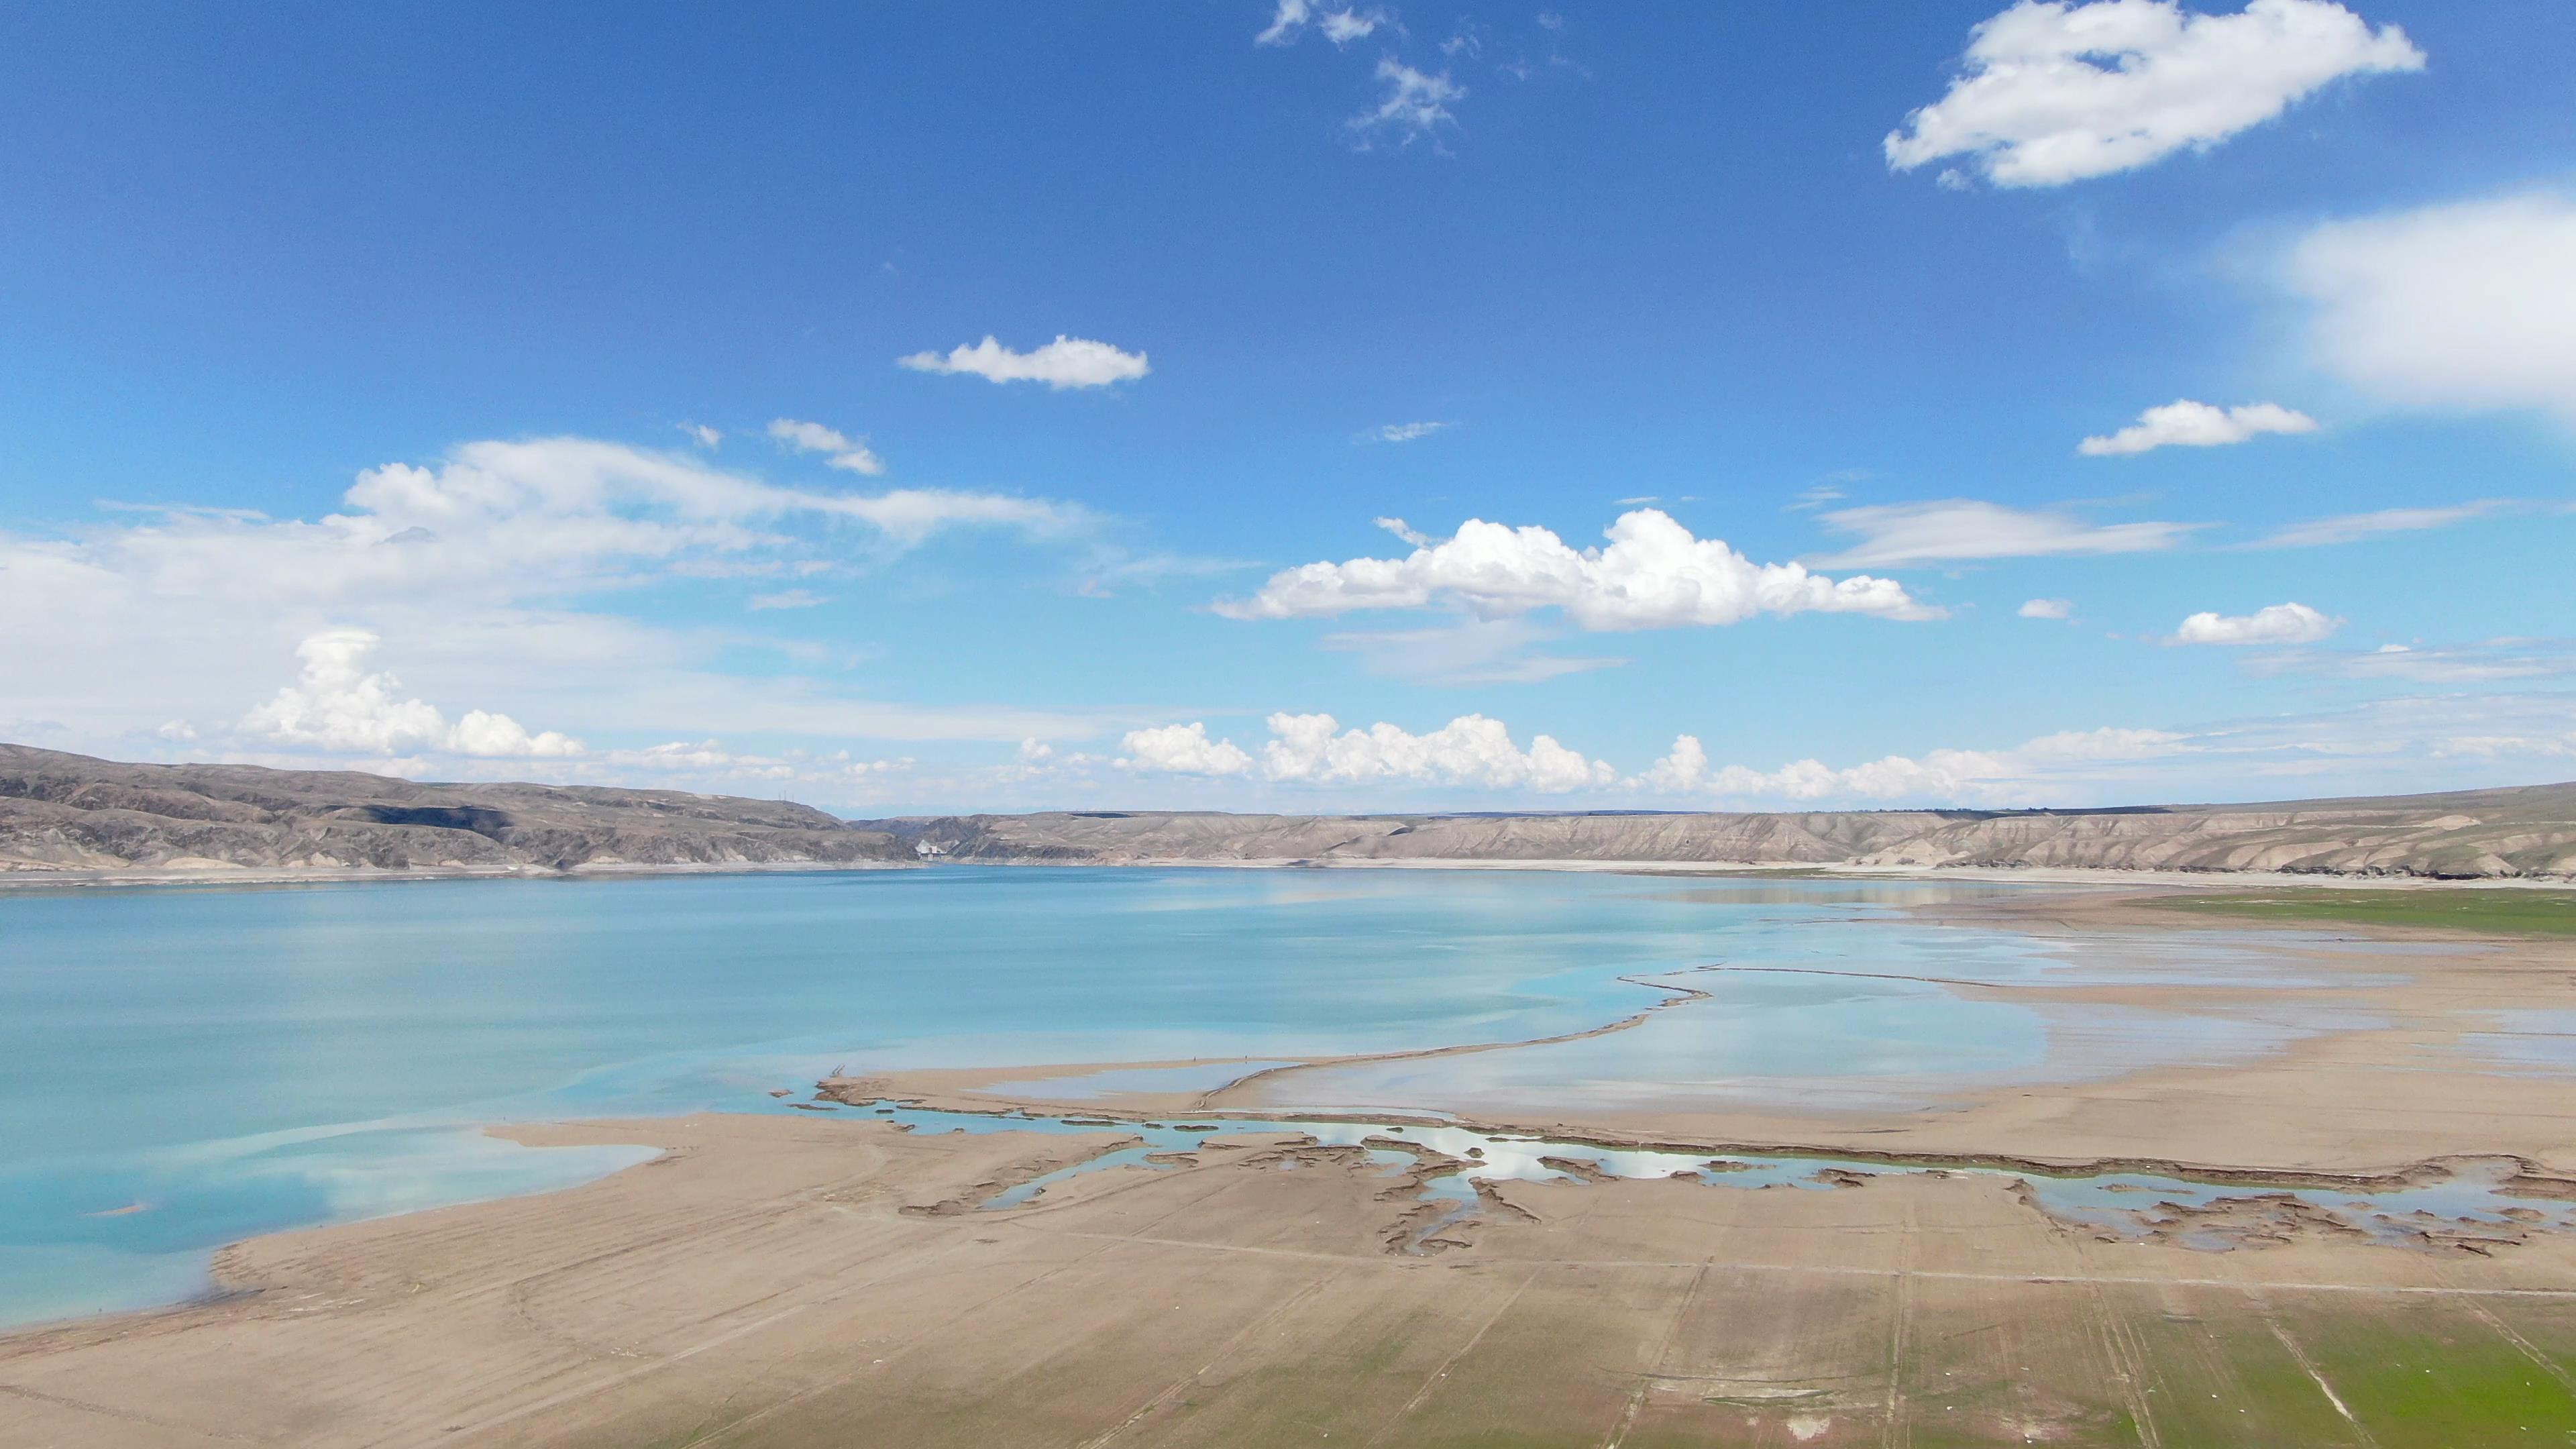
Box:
7, 1110, 2576, 1448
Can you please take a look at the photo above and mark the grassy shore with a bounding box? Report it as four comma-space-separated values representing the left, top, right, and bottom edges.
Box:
2150, 887, 2576, 936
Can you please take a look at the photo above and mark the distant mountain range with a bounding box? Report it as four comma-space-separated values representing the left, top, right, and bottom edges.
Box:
5, 744, 2572, 881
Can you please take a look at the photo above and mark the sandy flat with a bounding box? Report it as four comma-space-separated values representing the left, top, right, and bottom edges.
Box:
5, 1110, 2575, 1447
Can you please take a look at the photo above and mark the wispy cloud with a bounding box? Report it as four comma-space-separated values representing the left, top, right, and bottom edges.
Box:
1351, 59, 1465, 144
1320, 618, 1623, 685
767, 417, 884, 476
2248, 638, 2576, 684
2244, 500, 2514, 549
1360, 420, 1452, 443
1807, 499, 2200, 569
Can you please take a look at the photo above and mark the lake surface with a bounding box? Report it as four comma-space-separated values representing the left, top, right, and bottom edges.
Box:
0, 866, 2307, 1328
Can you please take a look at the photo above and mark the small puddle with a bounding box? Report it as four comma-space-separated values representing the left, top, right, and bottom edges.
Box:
839, 1101, 2576, 1254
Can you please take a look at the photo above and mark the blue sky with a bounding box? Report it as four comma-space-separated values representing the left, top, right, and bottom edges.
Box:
3, 1, 2572, 812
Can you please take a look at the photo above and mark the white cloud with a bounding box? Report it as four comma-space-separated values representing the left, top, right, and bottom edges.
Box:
1218, 509, 1936, 630
766, 418, 885, 476
2019, 597, 2074, 619
1255, 0, 1311, 44
2284, 193, 2576, 427
1114, 712, 1614, 794
0, 434, 1106, 756
1256, 1, 1390, 47
245, 630, 583, 759
1887, 0, 2424, 187
1808, 499, 2200, 568
897, 334, 1150, 390
681, 423, 722, 448
2247, 500, 2510, 549
1352, 60, 1465, 142
1320, 7, 1387, 43
600, 739, 914, 788
747, 588, 829, 610
2077, 399, 2318, 455
1118, 722, 1256, 777
1262, 712, 1617, 792
1362, 421, 1451, 443
1637, 724, 2188, 807
2172, 601, 2341, 645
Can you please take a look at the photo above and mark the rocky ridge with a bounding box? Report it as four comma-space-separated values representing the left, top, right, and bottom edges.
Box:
865, 780, 2576, 879
0, 745, 910, 876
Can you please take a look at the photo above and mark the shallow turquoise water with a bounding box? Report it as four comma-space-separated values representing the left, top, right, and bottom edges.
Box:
856, 1102, 2576, 1252
0, 865, 2285, 1327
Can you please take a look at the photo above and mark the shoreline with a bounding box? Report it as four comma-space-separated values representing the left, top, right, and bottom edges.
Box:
0, 857, 922, 890
7, 851, 2573, 892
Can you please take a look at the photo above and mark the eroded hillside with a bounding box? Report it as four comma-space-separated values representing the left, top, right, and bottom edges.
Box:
867, 782, 2576, 879
0, 745, 910, 875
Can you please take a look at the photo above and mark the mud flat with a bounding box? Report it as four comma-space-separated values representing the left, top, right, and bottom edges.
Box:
6, 1108, 2576, 1448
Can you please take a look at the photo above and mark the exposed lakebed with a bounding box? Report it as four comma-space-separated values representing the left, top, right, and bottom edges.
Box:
841, 1099, 2576, 1256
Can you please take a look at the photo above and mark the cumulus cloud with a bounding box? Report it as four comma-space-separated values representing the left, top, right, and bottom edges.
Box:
1886, 0, 2424, 187
1118, 722, 1256, 777
245, 630, 582, 758
2077, 399, 2318, 455
1267, 712, 1615, 792
2246, 500, 2511, 549
1352, 60, 1465, 142
2284, 193, 2576, 427
2019, 597, 2075, 619
1362, 421, 1451, 443
1218, 509, 1935, 630
681, 423, 722, 448
2171, 601, 2341, 645
897, 334, 1150, 390
1114, 713, 1614, 793
766, 418, 885, 476
1807, 499, 2200, 568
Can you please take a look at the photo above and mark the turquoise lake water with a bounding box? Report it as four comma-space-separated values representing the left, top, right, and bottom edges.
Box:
0, 865, 2314, 1328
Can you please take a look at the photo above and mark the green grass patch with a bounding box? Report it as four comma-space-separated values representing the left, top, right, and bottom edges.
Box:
2149, 888, 2576, 936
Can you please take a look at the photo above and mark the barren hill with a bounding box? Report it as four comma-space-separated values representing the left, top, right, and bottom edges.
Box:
0, 745, 910, 876
10, 743, 2574, 881
866, 781, 2576, 879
